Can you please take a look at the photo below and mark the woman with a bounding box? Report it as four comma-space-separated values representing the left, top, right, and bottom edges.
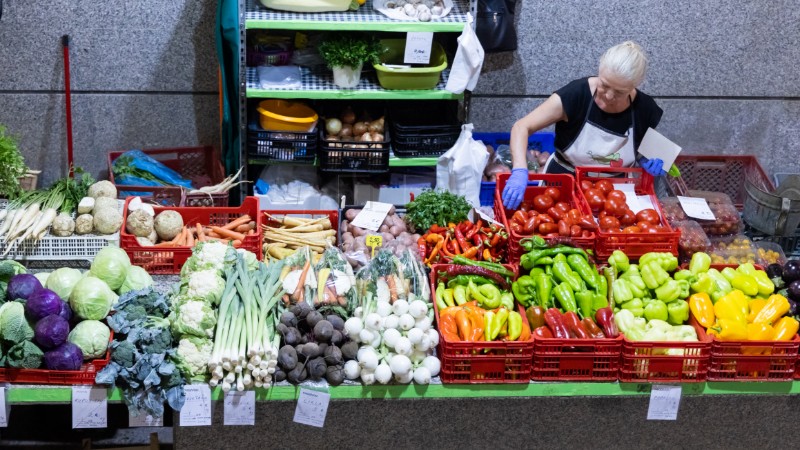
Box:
502, 41, 665, 209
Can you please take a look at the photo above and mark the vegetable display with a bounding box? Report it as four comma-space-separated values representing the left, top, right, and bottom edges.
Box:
419, 220, 508, 265
507, 188, 597, 239
263, 212, 336, 259
340, 207, 420, 268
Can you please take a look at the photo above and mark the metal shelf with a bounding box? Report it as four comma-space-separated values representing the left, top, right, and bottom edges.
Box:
246, 0, 470, 32
246, 67, 461, 100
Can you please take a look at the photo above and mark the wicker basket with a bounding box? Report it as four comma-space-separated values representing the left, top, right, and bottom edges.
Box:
18, 170, 41, 191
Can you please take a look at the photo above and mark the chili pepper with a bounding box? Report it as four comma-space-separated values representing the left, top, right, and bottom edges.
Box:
468, 280, 502, 309
425, 237, 445, 264
730, 273, 759, 297
747, 322, 774, 341
439, 314, 460, 341
608, 250, 630, 272
666, 299, 689, 325
466, 220, 482, 239
603, 266, 617, 308
455, 308, 472, 341
597, 272, 608, 299
446, 274, 496, 288
472, 233, 484, 247
641, 261, 671, 290
535, 256, 555, 266
490, 233, 502, 247
673, 269, 695, 282
500, 292, 515, 311
519, 322, 532, 341
563, 311, 590, 339
453, 285, 468, 306
435, 282, 447, 310
512, 275, 536, 308
466, 307, 485, 341
482, 248, 492, 262
429, 224, 448, 233
592, 293, 609, 315
462, 245, 479, 259
620, 298, 644, 318
519, 235, 548, 251
533, 326, 554, 339
417, 237, 427, 260
566, 254, 599, 290
454, 227, 470, 253
526, 305, 546, 329
553, 254, 585, 292
576, 290, 595, 319
595, 307, 619, 338
544, 308, 571, 339
451, 255, 515, 278
689, 252, 711, 275
677, 279, 690, 299
442, 265, 509, 289
689, 292, 715, 327
655, 280, 682, 303
534, 273, 553, 309
711, 318, 748, 341
612, 279, 634, 304
491, 308, 509, 341
507, 311, 523, 341
530, 267, 544, 277
690, 273, 715, 296
772, 316, 799, 341
714, 291, 748, 323
520, 246, 588, 270
644, 299, 669, 322
751, 270, 775, 297
582, 318, 606, 339
639, 252, 679, 272
747, 298, 767, 322
553, 282, 578, 314
443, 288, 455, 307
752, 294, 790, 324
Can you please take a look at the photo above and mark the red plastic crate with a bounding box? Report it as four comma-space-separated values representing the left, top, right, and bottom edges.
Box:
0, 333, 112, 385
620, 332, 711, 383
264, 209, 339, 260
430, 264, 534, 384
494, 172, 596, 264
575, 167, 679, 261
531, 335, 622, 381
108, 146, 228, 207
120, 196, 262, 274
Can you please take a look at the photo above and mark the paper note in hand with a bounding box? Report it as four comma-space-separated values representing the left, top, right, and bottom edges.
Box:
638, 128, 682, 169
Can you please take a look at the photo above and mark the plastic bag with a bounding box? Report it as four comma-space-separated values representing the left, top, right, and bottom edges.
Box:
112, 150, 194, 189
436, 124, 489, 208
313, 247, 358, 315
280, 247, 318, 307
256, 65, 302, 89
354, 248, 430, 305
445, 14, 484, 94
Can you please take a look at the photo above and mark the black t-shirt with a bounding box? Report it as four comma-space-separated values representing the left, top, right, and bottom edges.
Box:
553, 77, 663, 154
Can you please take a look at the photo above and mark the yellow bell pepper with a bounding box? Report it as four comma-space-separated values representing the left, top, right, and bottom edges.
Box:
712, 319, 748, 341
689, 292, 715, 327
772, 316, 799, 341
747, 298, 768, 323
752, 294, 790, 325
747, 322, 774, 341
714, 291, 747, 323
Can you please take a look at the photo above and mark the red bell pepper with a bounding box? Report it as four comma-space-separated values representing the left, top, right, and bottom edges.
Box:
533, 326, 554, 339
594, 307, 619, 338
581, 318, 606, 339
544, 308, 571, 339
563, 311, 590, 339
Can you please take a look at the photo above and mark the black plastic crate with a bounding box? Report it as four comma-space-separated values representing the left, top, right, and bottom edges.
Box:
391, 130, 460, 157
247, 121, 317, 162
318, 128, 390, 174
744, 224, 800, 259
390, 102, 461, 157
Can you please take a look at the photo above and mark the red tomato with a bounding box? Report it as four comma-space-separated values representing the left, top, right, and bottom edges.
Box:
583, 188, 605, 211
595, 179, 614, 194
604, 197, 625, 216
599, 215, 620, 230
599, 210, 610, 220
622, 226, 641, 234
570, 225, 582, 237
555, 202, 571, 213
637, 221, 652, 232
580, 180, 594, 192
533, 194, 554, 212
539, 223, 559, 234
538, 214, 554, 224
544, 187, 561, 201
567, 209, 582, 223
606, 190, 627, 202
518, 202, 531, 212
547, 207, 564, 221
635, 208, 661, 225
619, 208, 637, 226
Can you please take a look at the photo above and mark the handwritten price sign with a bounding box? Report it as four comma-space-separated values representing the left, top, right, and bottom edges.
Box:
404, 32, 433, 64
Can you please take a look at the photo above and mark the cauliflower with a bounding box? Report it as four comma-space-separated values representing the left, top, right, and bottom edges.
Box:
174, 336, 213, 379
169, 299, 217, 339
187, 270, 225, 305
180, 241, 235, 278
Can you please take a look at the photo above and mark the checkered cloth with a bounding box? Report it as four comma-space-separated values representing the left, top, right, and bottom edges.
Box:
247, 66, 450, 91
246, 0, 470, 24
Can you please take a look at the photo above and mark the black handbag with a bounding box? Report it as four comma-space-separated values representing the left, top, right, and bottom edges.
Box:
475, 0, 518, 53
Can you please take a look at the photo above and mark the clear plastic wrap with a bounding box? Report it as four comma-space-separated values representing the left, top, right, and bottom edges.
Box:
672, 220, 711, 262
313, 247, 358, 316
660, 196, 742, 235
755, 241, 787, 267
709, 235, 757, 265
354, 248, 431, 310
340, 208, 421, 269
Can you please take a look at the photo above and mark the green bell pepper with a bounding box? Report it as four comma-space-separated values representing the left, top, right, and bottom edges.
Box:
677, 279, 690, 299
553, 282, 578, 314
576, 290, 595, 319
689, 252, 711, 275
447, 275, 496, 288
566, 254, 600, 290
644, 299, 669, 322
608, 250, 630, 272
612, 278, 634, 304
730, 274, 759, 297
520, 245, 588, 270
621, 266, 648, 293
639, 252, 679, 272
534, 273, 553, 309
620, 298, 645, 318
655, 279, 682, 303
453, 285, 467, 305
721, 267, 738, 281
690, 273, 715, 295
614, 309, 646, 340
737, 263, 757, 276
627, 277, 648, 299
642, 261, 671, 290
673, 269, 695, 282
667, 299, 690, 325
535, 256, 555, 266
553, 254, 585, 292
511, 276, 536, 308
593, 293, 609, 313
469, 281, 502, 309
500, 292, 515, 311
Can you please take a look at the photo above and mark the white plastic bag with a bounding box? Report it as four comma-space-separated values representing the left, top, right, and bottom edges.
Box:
445, 14, 484, 94
436, 124, 489, 208
256, 65, 302, 89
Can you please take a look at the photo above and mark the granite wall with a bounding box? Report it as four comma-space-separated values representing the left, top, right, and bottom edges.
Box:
0, 0, 797, 187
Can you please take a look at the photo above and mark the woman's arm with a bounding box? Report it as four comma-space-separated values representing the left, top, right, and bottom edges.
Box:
510, 93, 567, 169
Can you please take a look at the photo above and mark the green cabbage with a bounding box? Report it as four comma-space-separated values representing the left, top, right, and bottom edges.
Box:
69, 277, 115, 320
118, 266, 154, 295
89, 247, 131, 291
46, 268, 84, 300
34, 272, 50, 287
68, 320, 111, 360
0, 301, 34, 344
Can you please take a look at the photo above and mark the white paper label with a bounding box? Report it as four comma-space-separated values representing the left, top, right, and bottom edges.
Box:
638, 128, 682, 169
180, 384, 212, 427
677, 196, 716, 221
472, 208, 503, 227
613, 183, 643, 213
293, 388, 330, 428
634, 195, 656, 214
0, 387, 8, 427
350, 202, 393, 232
223, 391, 255, 426
647, 385, 682, 420
72, 386, 108, 429
129, 412, 163, 427
404, 32, 433, 65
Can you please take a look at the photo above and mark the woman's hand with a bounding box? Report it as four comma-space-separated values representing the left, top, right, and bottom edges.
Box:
501, 168, 529, 209
641, 157, 667, 176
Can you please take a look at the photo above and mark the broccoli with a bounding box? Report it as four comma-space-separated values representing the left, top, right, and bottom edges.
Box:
111, 340, 138, 369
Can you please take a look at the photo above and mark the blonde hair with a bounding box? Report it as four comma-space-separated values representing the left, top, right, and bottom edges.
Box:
598, 41, 648, 87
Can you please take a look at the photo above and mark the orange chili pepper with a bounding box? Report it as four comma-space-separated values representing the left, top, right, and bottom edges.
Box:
424, 238, 445, 264
455, 309, 472, 341
518, 322, 531, 341
439, 306, 460, 318
462, 246, 478, 259
439, 314, 460, 342
483, 248, 493, 262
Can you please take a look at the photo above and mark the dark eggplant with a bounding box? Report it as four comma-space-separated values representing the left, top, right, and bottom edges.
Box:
788, 298, 798, 317
783, 260, 800, 284
766, 263, 784, 280
787, 280, 800, 302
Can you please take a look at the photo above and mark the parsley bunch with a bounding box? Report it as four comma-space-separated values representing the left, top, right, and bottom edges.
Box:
318, 32, 384, 69
405, 189, 472, 233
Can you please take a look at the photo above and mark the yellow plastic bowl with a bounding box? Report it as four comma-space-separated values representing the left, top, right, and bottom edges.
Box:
256, 100, 318, 132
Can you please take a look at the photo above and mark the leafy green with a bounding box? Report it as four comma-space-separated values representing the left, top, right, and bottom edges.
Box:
405, 189, 472, 233
0, 125, 28, 198
7, 341, 43, 369
0, 260, 26, 284
318, 33, 384, 69
107, 287, 170, 334
0, 301, 34, 345
112, 154, 167, 185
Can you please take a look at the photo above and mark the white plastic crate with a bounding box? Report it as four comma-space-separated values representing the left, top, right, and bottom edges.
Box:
0, 199, 120, 262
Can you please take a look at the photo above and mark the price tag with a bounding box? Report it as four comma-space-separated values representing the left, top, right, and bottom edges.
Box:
403, 32, 433, 65
647, 385, 682, 420
638, 128, 682, 169
677, 196, 716, 221
366, 235, 383, 258
72, 386, 107, 429
350, 202, 393, 232
613, 183, 643, 213
223, 391, 255, 426
293, 388, 330, 428
129, 412, 163, 427
180, 384, 212, 427
0, 386, 8, 427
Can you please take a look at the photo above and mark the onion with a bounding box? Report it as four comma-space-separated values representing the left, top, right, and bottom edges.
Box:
340, 107, 356, 124
353, 122, 368, 136
326, 118, 343, 135
368, 120, 383, 133
340, 124, 353, 137
361, 132, 373, 142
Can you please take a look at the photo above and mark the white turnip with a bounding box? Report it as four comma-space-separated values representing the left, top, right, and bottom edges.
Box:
407, 328, 424, 345
344, 360, 361, 379
409, 300, 428, 319
394, 336, 412, 356
374, 363, 392, 384
413, 367, 432, 384
399, 314, 415, 331
383, 328, 401, 348
392, 300, 409, 316
422, 356, 440, 377
389, 354, 411, 376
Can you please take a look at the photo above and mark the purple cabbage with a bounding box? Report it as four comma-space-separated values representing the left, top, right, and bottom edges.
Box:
25, 289, 63, 322
58, 301, 73, 323
34, 315, 70, 349
7, 274, 42, 301
43, 342, 84, 371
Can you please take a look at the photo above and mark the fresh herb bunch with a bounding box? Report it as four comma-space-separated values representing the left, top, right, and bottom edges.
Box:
0, 125, 28, 198
405, 189, 472, 233
318, 33, 384, 69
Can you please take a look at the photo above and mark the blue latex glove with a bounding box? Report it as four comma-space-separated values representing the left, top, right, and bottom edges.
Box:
501, 168, 529, 210
641, 157, 667, 177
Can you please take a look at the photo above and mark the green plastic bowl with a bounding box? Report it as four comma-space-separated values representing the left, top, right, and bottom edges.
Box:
373, 39, 448, 90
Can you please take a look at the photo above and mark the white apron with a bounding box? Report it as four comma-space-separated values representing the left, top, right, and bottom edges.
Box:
545, 91, 637, 173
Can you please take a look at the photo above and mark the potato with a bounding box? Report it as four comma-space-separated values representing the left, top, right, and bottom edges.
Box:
345, 209, 361, 221
379, 224, 390, 233
389, 225, 401, 236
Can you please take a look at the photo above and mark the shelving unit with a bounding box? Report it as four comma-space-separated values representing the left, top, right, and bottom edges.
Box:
237, 0, 476, 195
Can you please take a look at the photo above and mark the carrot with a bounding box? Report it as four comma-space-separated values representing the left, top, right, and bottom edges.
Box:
196, 223, 206, 242
222, 215, 252, 230
206, 230, 222, 238
211, 226, 246, 241
175, 227, 187, 246
155, 241, 176, 247
187, 228, 195, 247
232, 239, 242, 247
292, 260, 311, 301
235, 223, 252, 233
